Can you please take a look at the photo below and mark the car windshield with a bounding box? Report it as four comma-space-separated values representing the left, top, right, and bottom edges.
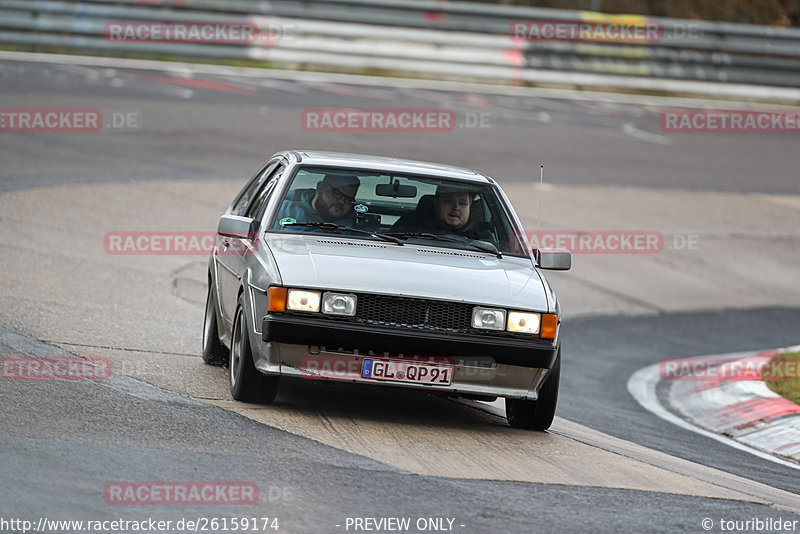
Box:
268, 166, 528, 256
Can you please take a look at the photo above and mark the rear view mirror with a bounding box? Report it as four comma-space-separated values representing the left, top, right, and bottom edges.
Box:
534, 248, 571, 270
218, 215, 260, 240
376, 183, 417, 198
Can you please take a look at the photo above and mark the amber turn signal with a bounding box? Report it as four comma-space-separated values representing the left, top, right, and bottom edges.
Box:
540, 314, 558, 340
268, 287, 288, 312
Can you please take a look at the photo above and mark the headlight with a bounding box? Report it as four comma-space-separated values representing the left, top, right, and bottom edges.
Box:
472, 307, 506, 330
287, 289, 321, 312
507, 312, 541, 334
322, 292, 357, 316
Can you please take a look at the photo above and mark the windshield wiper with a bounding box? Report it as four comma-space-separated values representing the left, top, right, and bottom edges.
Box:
282, 221, 404, 245
386, 232, 502, 259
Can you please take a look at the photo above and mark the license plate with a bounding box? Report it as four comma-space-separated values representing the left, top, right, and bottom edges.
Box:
361, 358, 454, 385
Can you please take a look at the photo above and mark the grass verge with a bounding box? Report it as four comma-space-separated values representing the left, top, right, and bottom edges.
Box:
763, 351, 800, 405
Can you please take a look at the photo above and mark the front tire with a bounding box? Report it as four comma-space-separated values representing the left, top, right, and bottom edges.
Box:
229, 294, 279, 403
506, 349, 560, 430
202, 282, 227, 366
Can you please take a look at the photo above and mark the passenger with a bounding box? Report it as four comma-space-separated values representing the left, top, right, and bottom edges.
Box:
275, 173, 360, 226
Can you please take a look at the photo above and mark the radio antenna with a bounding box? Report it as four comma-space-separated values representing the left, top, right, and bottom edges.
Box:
538, 165, 543, 233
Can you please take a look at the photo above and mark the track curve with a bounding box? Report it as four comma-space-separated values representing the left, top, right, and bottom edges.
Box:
1, 54, 799, 533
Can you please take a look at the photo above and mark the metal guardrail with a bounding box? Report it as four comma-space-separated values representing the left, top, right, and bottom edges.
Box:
2, 0, 800, 91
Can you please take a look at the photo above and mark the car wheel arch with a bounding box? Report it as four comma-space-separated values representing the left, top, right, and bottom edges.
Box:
236, 271, 263, 347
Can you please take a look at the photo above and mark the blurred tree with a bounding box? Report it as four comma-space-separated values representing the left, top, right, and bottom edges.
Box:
488, 0, 799, 26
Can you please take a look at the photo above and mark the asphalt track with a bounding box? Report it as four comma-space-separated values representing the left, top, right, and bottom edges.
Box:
1, 54, 799, 533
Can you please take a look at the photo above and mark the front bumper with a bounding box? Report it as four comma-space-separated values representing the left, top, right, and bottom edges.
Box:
261, 314, 559, 369
256, 314, 559, 400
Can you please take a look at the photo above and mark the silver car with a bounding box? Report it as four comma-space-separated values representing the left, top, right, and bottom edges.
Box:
203, 150, 570, 430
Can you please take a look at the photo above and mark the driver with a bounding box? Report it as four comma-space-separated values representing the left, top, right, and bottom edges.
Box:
390, 184, 494, 242
429, 185, 493, 242
276, 173, 360, 225
433, 189, 473, 232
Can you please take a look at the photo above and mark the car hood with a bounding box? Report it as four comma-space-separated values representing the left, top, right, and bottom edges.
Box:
265, 234, 549, 311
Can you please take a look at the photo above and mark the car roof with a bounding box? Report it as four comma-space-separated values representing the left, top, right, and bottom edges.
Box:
276, 150, 493, 184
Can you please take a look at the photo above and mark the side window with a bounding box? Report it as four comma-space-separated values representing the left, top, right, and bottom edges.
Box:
245, 165, 285, 220
231, 161, 279, 217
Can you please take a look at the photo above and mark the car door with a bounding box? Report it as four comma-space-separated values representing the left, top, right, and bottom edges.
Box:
216, 160, 280, 328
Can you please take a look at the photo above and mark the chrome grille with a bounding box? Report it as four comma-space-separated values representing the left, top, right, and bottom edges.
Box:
355, 294, 472, 333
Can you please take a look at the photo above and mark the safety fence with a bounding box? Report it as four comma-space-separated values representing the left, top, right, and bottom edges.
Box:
2, 0, 800, 90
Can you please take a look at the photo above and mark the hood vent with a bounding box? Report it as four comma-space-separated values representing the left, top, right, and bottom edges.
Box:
312, 239, 485, 258
416, 248, 484, 259
314, 239, 390, 249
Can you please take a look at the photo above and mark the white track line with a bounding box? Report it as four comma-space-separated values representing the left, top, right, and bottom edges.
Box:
627, 356, 800, 471
622, 122, 672, 145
